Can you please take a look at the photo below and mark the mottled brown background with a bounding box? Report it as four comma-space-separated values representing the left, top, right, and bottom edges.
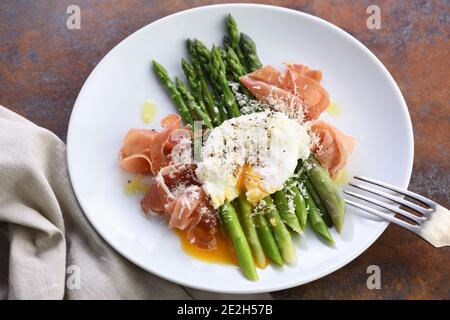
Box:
0, 0, 449, 299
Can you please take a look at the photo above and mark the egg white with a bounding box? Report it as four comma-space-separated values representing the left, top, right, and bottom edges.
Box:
196, 111, 311, 208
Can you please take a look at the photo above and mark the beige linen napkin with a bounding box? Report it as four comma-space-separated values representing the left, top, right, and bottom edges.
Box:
0, 106, 272, 300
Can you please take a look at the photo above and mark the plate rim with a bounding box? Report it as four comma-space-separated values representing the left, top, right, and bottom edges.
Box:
67, 3, 414, 294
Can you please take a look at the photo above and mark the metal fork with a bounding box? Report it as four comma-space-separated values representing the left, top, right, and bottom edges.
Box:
344, 176, 450, 248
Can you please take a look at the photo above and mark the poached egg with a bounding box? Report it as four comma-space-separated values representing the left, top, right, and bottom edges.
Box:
196, 111, 311, 208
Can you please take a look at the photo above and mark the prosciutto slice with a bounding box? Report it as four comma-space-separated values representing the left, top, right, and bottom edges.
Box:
311, 120, 356, 178
285, 63, 322, 83
281, 68, 330, 121
240, 64, 330, 121
119, 114, 216, 249
141, 164, 218, 249
119, 114, 191, 175
239, 76, 304, 119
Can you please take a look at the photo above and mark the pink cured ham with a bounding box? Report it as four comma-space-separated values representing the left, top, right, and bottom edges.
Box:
141, 164, 218, 250
281, 68, 330, 121
119, 115, 216, 249
239, 76, 304, 117
119, 114, 191, 175
118, 129, 158, 174
285, 63, 322, 83
246, 65, 283, 86
311, 120, 356, 178
240, 64, 330, 121
141, 163, 198, 213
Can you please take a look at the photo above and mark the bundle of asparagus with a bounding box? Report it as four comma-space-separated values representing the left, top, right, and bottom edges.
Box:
152, 14, 345, 280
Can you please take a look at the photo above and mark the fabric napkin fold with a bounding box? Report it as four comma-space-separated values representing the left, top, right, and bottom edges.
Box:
0, 105, 272, 300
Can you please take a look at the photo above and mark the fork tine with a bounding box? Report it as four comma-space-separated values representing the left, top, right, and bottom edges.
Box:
344, 190, 427, 224
345, 199, 420, 233
354, 176, 436, 208
349, 182, 432, 216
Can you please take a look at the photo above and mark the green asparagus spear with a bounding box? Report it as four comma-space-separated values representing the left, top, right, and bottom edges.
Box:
194, 39, 228, 122
286, 179, 308, 231
304, 188, 334, 244
303, 177, 333, 227
224, 46, 254, 101
217, 47, 232, 82
226, 27, 298, 267
193, 40, 217, 92
180, 59, 208, 113
218, 47, 228, 64
262, 196, 296, 264
186, 39, 221, 126
236, 195, 266, 268
240, 33, 263, 72
273, 190, 302, 234
222, 37, 279, 266
226, 14, 248, 70
306, 156, 345, 233
219, 203, 258, 280
226, 47, 247, 83
223, 29, 288, 268
253, 211, 284, 266
152, 60, 194, 126
210, 46, 241, 118
223, 35, 232, 51
194, 39, 211, 67
293, 186, 308, 231
193, 41, 256, 276
175, 78, 213, 129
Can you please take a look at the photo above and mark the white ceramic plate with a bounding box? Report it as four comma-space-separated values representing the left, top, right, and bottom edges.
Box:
67, 4, 413, 293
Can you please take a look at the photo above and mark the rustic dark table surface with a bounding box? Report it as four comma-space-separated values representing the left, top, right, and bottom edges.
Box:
0, 0, 448, 299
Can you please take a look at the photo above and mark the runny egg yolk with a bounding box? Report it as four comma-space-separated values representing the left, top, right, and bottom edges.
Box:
236, 164, 269, 204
